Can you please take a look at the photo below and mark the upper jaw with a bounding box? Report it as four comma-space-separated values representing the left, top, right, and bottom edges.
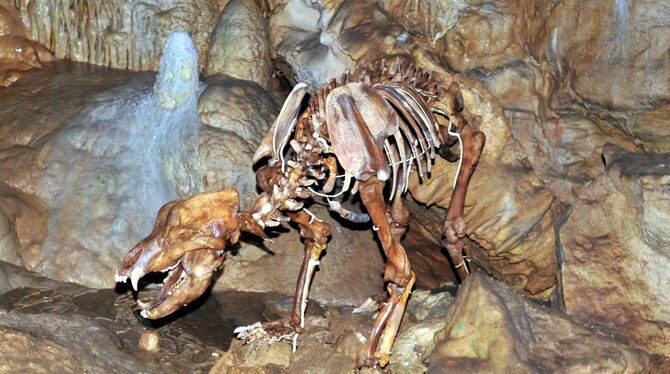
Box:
115, 260, 180, 292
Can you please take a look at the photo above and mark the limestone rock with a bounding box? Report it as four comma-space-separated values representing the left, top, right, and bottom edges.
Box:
269, 0, 411, 86
392, 321, 447, 374
0, 68, 152, 287
14, 0, 221, 71
377, 0, 463, 45
0, 281, 227, 372
214, 204, 384, 306
0, 1, 53, 86
389, 289, 455, 374
633, 104, 670, 153
429, 0, 670, 160
429, 272, 652, 373
560, 144, 670, 357
507, 111, 642, 204
196, 74, 278, 209
0, 310, 154, 374
405, 288, 454, 322
440, 1, 527, 74
531, 0, 670, 113
0, 260, 60, 296
205, 0, 273, 92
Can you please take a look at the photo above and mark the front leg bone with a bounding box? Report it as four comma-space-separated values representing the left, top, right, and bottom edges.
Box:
443, 128, 485, 280
234, 209, 332, 351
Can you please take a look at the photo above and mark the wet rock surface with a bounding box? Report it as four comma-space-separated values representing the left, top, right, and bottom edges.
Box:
560, 145, 670, 357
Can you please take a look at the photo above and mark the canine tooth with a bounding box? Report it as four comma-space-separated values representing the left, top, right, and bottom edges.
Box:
140, 310, 149, 319
130, 267, 143, 291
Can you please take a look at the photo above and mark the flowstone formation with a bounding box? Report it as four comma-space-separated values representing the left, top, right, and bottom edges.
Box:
0, 31, 205, 288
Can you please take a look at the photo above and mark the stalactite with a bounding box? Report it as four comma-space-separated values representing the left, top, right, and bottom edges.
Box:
15, 0, 218, 71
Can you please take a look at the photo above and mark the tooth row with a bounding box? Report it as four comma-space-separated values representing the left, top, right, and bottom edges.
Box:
114, 273, 128, 283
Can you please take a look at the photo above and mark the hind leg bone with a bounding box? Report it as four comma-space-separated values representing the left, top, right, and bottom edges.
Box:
357, 177, 415, 368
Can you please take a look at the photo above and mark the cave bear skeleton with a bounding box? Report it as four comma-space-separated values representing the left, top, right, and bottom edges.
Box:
115, 55, 486, 368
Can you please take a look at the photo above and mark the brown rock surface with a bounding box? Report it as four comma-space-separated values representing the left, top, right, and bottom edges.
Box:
507, 111, 642, 204
0, 1, 53, 86
560, 144, 670, 357
633, 104, 670, 153
205, 0, 273, 92
377, 0, 462, 46
429, 272, 652, 373
0, 259, 60, 295
389, 288, 455, 374
0, 283, 275, 373
423, 0, 670, 191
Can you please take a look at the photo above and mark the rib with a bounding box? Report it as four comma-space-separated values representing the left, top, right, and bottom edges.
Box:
374, 85, 431, 176
383, 139, 399, 201
388, 83, 443, 158
392, 131, 410, 194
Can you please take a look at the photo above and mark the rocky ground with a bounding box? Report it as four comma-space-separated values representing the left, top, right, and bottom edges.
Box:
2, 260, 667, 373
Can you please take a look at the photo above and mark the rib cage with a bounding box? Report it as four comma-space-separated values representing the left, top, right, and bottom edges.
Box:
308, 56, 446, 202
251, 55, 453, 227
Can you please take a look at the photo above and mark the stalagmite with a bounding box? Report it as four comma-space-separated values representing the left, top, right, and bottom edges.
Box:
154, 31, 199, 110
